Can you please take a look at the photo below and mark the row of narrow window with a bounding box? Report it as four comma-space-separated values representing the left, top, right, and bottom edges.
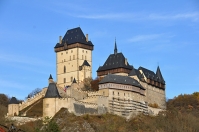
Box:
61, 50, 88, 55
62, 55, 87, 62
112, 91, 130, 97
63, 77, 73, 83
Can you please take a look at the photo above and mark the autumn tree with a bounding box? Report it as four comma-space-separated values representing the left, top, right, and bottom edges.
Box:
90, 77, 103, 91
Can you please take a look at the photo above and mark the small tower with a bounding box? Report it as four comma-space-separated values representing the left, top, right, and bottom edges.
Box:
8, 97, 19, 116
43, 76, 61, 118
156, 66, 165, 89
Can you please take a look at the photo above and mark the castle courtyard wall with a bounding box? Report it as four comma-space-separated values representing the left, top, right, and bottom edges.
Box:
43, 97, 75, 118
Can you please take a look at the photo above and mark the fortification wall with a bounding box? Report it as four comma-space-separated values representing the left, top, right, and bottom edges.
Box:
43, 97, 75, 118
19, 88, 47, 111
87, 91, 101, 96
109, 98, 148, 117
140, 82, 166, 109
107, 89, 145, 102
73, 103, 98, 115
71, 88, 88, 100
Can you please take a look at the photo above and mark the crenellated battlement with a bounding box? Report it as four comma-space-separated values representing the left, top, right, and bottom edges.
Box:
87, 91, 100, 96
19, 88, 47, 111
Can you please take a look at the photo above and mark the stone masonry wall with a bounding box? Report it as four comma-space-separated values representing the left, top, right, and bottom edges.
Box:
140, 82, 166, 109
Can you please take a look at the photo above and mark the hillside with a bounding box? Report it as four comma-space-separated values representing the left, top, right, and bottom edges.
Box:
1, 92, 199, 132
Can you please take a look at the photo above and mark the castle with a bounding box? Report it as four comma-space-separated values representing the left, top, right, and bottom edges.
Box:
7, 27, 166, 118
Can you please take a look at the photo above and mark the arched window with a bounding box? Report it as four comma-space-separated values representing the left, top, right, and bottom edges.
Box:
85, 56, 87, 60
113, 91, 114, 95
71, 77, 73, 82
82, 55, 84, 59
64, 66, 66, 73
64, 78, 66, 83
118, 92, 119, 96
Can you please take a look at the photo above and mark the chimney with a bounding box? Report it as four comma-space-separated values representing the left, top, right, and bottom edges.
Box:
59, 36, 62, 44
125, 58, 128, 65
86, 34, 88, 42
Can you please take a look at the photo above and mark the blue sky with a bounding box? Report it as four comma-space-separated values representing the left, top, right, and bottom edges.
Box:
0, 0, 199, 100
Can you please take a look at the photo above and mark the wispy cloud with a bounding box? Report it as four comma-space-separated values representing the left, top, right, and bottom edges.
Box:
148, 12, 199, 21
128, 34, 163, 42
74, 12, 199, 22
76, 13, 137, 19
126, 33, 180, 52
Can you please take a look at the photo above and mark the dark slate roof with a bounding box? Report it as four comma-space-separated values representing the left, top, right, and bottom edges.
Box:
49, 74, 53, 79
128, 66, 137, 76
9, 97, 18, 104
44, 83, 61, 98
82, 60, 90, 66
72, 78, 77, 83
99, 74, 145, 90
156, 66, 165, 84
97, 53, 133, 72
54, 27, 93, 48
129, 67, 145, 82
138, 66, 165, 84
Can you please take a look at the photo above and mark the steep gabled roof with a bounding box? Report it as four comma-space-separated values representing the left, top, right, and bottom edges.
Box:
44, 83, 61, 98
128, 66, 137, 76
156, 66, 165, 84
9, 97, 18, 104
129, 67, 145, 82
99, 74, 145, 90
82, 60, 90, 66
97, 53, 133, 72
138, 66, 156, 80
54, 27, 93, 48
138, 66, 165, 84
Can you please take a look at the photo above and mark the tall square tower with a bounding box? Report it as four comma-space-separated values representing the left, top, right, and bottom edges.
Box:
54, 27, 94, 88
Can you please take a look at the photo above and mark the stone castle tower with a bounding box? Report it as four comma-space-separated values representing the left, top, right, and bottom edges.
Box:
7, 97, 19, 116
54, 27, 94, 87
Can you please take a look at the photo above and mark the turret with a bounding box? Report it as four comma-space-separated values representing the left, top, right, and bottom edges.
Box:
156, 66, 165, 84
7, 97, 19, 116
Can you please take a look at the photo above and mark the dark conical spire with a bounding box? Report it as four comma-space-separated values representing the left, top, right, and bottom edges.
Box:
45, 83, 61, 98
49, 74, 53, 79
156, 66, 165, 83
114, 39, 117, 54
72, 78, 77, 83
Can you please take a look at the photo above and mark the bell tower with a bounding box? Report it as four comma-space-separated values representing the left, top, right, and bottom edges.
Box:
54, 27, 94, 88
